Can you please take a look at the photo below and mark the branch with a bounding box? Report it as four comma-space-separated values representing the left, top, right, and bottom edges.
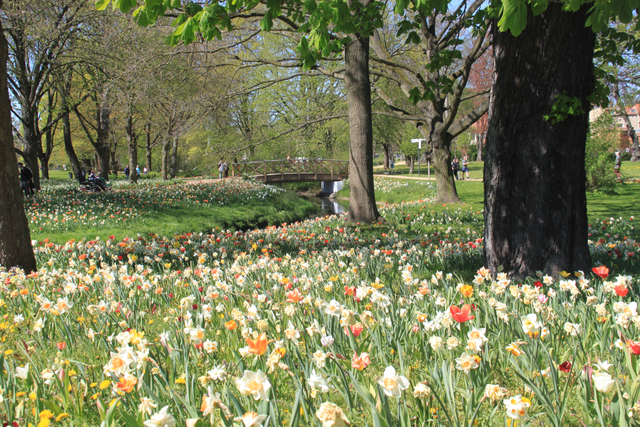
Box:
447, 97, 489, 137
232, 114, 348, 155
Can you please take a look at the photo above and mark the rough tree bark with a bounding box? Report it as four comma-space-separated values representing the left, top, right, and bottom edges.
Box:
484, 3, 593, 277
344, 32, 381, 223
0, 22, 36, 273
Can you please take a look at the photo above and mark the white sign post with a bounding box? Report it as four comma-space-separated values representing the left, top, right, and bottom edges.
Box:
411, 139, 426, 176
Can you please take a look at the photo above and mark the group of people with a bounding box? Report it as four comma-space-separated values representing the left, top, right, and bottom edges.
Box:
218, 160, 229, 179
124, 165, 147, 179
452, 156, 470, 180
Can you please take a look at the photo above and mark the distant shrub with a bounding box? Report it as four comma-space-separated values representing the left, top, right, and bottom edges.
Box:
586, 113, 618, 192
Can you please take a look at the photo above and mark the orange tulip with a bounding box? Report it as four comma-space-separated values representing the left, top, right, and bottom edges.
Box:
460, 285, 474, 298
351, 352, 371, 371
285, 289, 304, 303
116, 376, 137, 393
56, 342, 66, 351
225, 320, 237, 330
246, 333, 269, 356
450, 304, 475, 323
592, 266, 609, 279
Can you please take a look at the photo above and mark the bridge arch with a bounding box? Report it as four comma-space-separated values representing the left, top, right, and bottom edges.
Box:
231, 159, 348, 183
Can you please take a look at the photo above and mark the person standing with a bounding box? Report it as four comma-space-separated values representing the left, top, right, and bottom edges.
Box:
218, 161, 225, 179
17, 162, 34, 197
124, 165, 130, 179
462, 156, 469, 180
452, 158, 460, 180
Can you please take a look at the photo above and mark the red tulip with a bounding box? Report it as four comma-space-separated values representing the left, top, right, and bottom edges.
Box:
56, 342, 66, 351
450, 304, 475, 323
592, 266, 609, 279
559, 361, 572, 372
615, 283, 629, 297
627, 340, 640, 356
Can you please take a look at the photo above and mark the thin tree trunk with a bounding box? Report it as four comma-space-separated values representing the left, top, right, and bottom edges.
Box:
95, 101, 111, 179
162, 136, 169, 180
344, 32, 381, 223
62, 109, 82, 181
0, 23, 36, 273
61, 76, 82, 181
22, 125, 41, 190
476, 132, 484, 161
170, 133, 178, 179
484, 3, 593, 277
612, 82, 640, 162
127, 114, 138, 183
407, 157, 414, 174
382, 143, 391, 170
146, 122, 152, 172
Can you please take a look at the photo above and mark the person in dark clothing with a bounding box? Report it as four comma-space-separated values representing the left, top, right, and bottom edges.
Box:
452, 158, 460, 180
17, 162, 35, 197
124, 165, 130, 179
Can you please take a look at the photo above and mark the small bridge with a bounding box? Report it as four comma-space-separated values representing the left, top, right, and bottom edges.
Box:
232, 159, 348, 183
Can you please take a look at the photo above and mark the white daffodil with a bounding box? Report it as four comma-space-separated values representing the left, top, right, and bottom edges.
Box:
307, 369, 329, 393
455, 352, 478, 373
236, 370, 271, 401
143, 406, 176, 427
378, 366, 410, 397
234, 412, 268, 427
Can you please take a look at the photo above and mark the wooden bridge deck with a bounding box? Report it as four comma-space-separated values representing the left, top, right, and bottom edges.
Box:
231, 159, 348, 183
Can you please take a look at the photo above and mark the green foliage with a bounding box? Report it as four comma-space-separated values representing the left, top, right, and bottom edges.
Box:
585, 112, 619, 192
543, 91, 586, 124
99, 0, 385, 71
495, 0, 640, 35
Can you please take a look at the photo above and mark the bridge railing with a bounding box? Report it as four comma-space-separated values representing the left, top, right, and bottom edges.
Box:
231, 159, 348, 182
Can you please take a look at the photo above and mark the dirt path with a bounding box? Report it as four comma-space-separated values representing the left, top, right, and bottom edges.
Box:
373, 174, 482, 182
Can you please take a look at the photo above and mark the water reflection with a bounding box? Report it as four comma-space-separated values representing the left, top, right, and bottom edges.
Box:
320, 197, 347, 214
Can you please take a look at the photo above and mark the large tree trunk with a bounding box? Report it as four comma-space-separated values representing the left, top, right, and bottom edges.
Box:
0, 24, 36, 273
169, 133, 178, 179
344, 33, 381, 223
126, 115, 138, 183
484, 4, 593, 277
145, 122, 152, 172
433, 134, 460, 202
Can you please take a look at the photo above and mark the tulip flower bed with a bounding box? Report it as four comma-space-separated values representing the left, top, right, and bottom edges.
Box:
2, 197, 640, 426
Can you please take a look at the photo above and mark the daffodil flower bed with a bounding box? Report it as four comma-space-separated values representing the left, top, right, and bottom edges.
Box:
1, 200, 640, 426
25, 179, 285, 233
